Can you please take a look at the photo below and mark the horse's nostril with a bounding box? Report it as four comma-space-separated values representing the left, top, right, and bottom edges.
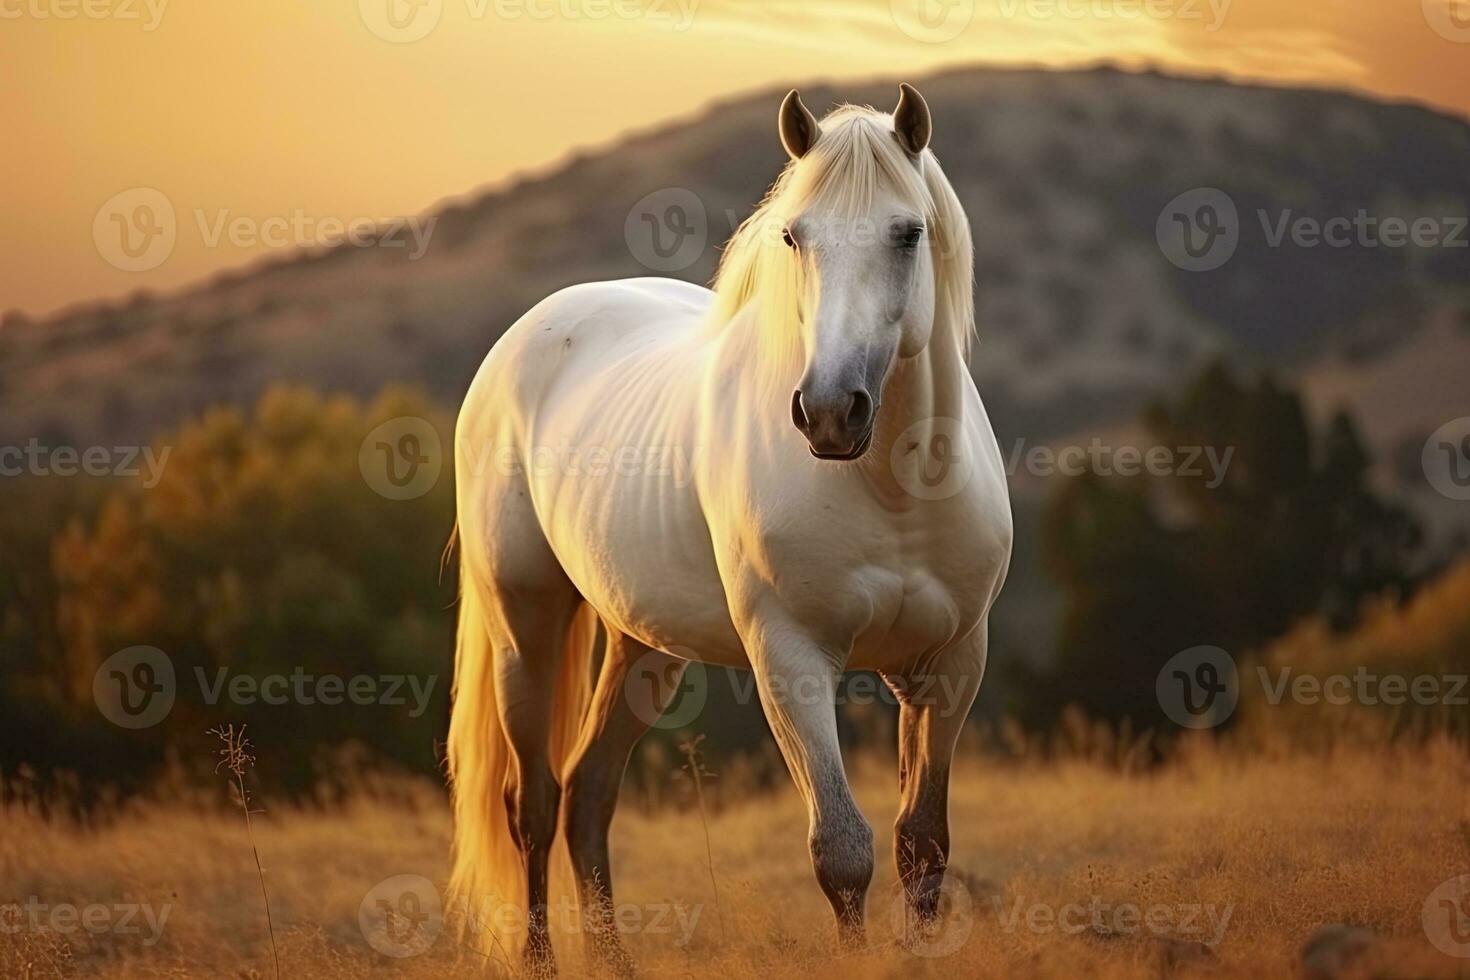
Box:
791, 389, 810, 433
847, 390, 874, 432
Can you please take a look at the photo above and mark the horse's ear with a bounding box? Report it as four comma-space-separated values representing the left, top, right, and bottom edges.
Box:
779, 90, 821, 160
893, 83, 932, 156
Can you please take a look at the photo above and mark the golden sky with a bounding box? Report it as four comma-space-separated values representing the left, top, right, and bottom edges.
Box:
4, 0, 1468, 317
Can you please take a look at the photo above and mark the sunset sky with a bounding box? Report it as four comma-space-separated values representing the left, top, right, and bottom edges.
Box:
4, 0, 1469, 317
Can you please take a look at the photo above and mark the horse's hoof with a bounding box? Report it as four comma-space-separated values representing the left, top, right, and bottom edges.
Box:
522, 940, 557, 979
836, 924, 869, 953
588, 937, 637, 979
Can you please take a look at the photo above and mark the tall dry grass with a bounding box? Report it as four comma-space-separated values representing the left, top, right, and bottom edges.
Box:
2, 738, 1467, 979
1237, 561, 1470, 748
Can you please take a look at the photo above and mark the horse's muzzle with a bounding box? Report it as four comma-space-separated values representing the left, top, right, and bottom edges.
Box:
791, 387, 876, 461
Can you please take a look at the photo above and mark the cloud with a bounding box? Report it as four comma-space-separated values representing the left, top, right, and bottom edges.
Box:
684, 0, 1465, 118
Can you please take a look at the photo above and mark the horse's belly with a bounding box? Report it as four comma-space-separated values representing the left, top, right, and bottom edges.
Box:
541, 487, 748, 667
466, 278, 748, 666
526, 376, 746, 665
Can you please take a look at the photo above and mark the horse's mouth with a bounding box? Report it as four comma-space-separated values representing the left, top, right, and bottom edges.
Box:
808, 425, 874, 462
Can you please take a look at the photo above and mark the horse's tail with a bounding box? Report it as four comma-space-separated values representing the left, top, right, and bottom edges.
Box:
446, 526, 597, 957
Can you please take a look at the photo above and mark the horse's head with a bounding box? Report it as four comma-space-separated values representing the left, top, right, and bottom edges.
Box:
778, 84, 943, 461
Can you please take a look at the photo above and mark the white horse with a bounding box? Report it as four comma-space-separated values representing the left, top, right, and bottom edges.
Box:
447, 83, 1012, 972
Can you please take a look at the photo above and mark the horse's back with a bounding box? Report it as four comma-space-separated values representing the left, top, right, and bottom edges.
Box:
465, 278, 708, 418
458, 278, 705, 447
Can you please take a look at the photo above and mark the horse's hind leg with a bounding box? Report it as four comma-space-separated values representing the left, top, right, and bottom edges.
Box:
564, 632, 686, 974
487, 579, 583, 972
891, 624, 987, 938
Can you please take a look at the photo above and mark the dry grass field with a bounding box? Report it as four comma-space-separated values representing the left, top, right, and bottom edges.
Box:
3, 739, 1468, 979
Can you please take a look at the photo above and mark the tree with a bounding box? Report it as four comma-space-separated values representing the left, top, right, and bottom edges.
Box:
1038, 360, 1421, 727
3, 385, 459, 794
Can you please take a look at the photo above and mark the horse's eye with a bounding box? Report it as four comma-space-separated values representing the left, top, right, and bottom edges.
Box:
782, 227, 797, 249
901, 226, 925, 249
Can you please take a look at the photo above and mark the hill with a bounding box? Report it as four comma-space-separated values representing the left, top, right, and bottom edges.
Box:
4, 66, 1466, 474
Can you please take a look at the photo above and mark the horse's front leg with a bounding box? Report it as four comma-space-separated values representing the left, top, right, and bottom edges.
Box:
891, 623, 987, 935
747, 624, 874, 946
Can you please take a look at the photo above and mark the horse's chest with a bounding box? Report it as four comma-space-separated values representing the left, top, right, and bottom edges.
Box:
847, 536, 999, 668
747, 498, 1009, 667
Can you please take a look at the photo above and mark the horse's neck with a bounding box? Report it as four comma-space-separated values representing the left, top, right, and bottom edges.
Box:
876, 326, 971, 450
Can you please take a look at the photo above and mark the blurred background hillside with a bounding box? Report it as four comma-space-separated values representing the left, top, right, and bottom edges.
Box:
2, 64, 1469, 796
